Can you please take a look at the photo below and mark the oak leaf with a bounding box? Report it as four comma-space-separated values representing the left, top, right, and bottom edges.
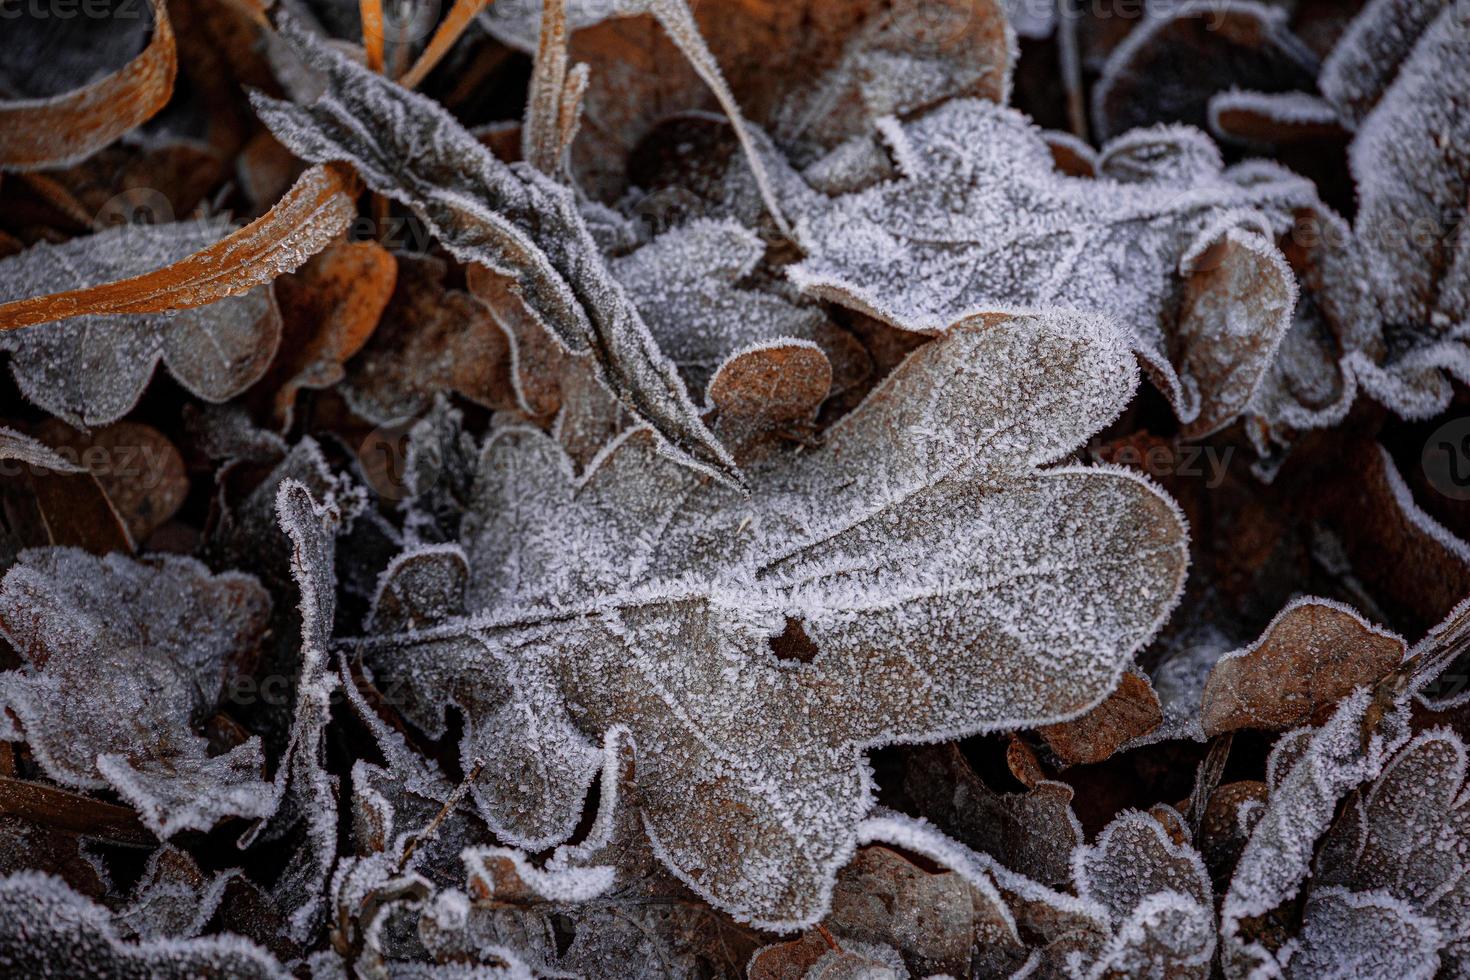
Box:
360, 310, 1188, 927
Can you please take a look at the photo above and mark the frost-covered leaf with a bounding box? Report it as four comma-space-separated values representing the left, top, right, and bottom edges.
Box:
1220, 689, 1414, 977
1038, 669, 1163, 766
790, 100, 1313, 436
423, 729, 763, 978
0, 871, 290, 978
0, 0, 176, 171
611, 218, 831, 394
0, 550, 274, 837
116, 846, 240, 941
1317, 0, 1452, 128
0, 164, 359, 329
0, 219, 281, 427
1091, 0, 1318, 141
1304, 728, 1470, 975
1286, 886, 1442, 979
1073, 810, 1216, 979
1315, 0, 1470, 419
252, 21, 739, 485
1207, 90, 1346, 146
253, 480, 348, 943
360, 310, 1188, 926
768, 0, 1014, 168
903, 743, 1082, 888
1200, 597, 1406, 736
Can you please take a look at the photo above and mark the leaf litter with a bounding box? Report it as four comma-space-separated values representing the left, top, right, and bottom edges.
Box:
0, 0, 1467, 976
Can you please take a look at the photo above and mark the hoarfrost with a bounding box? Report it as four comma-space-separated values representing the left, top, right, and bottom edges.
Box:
611, 219, 828, 394
1316, 0, 1470, 418
788, 100, 1313, 436
0, 219, 281, 427
251, 20, 740, 486
0, 871, 290, 978
360, 310, 1189, 927
0, 549, 275, 837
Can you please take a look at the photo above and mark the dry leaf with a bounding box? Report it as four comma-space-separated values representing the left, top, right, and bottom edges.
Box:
1200, 597, 1406, 736
1039, 669, 1164, 766
262, 239, 397, 430
252, 21, 740, 485
0, 871, 289, 978
0, 550, 273, 837
789, 99, 1312, 436
0, 0, 177, 171
0, 218, 281, 427
361, 310, 1187, 926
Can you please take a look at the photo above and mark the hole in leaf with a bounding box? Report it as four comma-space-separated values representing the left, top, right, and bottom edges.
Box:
769, 616, 819, 664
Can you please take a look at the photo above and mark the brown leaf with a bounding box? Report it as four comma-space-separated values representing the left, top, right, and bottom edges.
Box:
1038, 670, 1164, 766
0, 0, 177, 172
342, 253, 516, 423
33, 420, 187, 546
1200, 597, 1406, 736
0, 427, 132, 557
904, 742, 1082, 888
262, 240, 397, 429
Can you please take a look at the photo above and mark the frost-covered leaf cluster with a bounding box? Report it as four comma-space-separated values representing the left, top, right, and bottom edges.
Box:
0, 0, 1467, 976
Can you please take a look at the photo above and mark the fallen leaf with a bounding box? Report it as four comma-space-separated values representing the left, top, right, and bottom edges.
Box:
360, 310, 1188, 926
0, 550, 274, 837
34, 420, 188, 545
0, 871, 290, 978
789, 99, 1313, 436
341, 253, 516, 424
0, 163, 359, 330
1091, 1, 1318, 141
1200, 597, 1406, 736
260, 239, 397, 430
1038, 669, 1164, 765
252, 21, 740, 485
0, 218, 282, 427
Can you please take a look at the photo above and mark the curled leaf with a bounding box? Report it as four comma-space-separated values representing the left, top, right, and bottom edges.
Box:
252, 22, 740, 485
1200, 597, 1406, 736
0, 0, 177, 171
0, 218, 282, 427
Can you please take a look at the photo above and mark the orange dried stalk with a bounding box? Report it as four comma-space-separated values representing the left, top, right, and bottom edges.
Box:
0, 163, 361, 331
399, 0, 494, 90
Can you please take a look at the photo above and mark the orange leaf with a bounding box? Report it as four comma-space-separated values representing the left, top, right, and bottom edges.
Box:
0, 163, 361, 331
0, 0, 178, 172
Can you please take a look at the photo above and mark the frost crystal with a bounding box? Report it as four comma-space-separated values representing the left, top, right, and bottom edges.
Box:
361, 310, 1188, 926
0, 220, 281, 427
789, 99, 1314, 436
